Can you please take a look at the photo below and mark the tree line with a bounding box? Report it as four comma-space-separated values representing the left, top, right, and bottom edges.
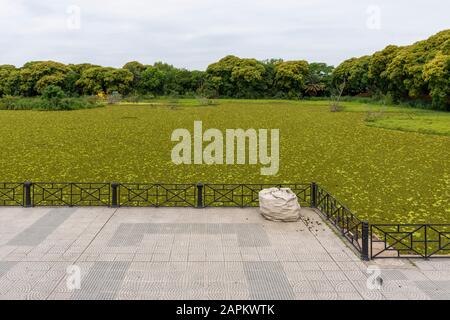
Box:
0, 58, 334, 100
0, 29, 448, 110
333, 29, 449, 110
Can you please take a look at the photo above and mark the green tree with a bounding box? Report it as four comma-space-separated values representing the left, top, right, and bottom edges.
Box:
305, 62, 334, 96
62, 70, 82, 96
273, 60, 309, 98
170, 69, 206, 95
41, 85, 66, 99
75, 66, 112, 95
333, 56, 371, 95
368, 45, 401, 95
423, 52, 450, 110
0, 65, 16, 97
139, 66, 166, 94
386, 30, 450, 105
123, 61, 146, 93
19, 61, 70, 96
206, 55, 244, 97
188, 70, 206, 94
206, 55, 267, 98
153, 62, 178, 95
65, 64, 101, 96
69, 63, 99, 74
76, 67, 133, 95
230, 59, 266, 98
4, 69, 21, 96
260, 59, 283, 97
104, 68, 134, 94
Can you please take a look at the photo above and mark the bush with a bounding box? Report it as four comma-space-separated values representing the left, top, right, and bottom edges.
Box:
364, 111, 385, 122
196, 97, 216, 106
0, 95, 103, 111
41, 85, 66, 100
0, 96, 41, 110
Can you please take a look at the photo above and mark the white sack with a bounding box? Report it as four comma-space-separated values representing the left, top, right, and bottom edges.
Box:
258, 188, 301, 222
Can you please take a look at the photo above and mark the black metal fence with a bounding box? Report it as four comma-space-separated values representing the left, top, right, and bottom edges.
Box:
371, 224, 450, 259
1, 181, 448, 260
0, 182, 24, 206
311, 183, 368, 260
0, 181, 313, 209
31, 182, 111, 207
202, 183, 312, 208
115, 183, 197, 207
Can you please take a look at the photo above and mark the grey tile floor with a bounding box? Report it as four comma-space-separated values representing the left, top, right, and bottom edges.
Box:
0, 206, 449, 300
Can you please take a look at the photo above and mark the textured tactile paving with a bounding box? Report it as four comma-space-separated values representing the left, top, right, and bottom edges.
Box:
108, 223, 270, 247
0, 261, 17, 278
415, 280, 450, 300
8, 209, 76, 246
243, 262, 295, 299
378, 270, 408, 281
70, 261, 131, 300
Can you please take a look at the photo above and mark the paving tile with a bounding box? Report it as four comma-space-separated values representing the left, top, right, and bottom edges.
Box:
1, 207, 450, 300
337, 292, 363, 300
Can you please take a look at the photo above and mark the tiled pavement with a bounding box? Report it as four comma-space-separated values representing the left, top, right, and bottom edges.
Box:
0, 206, 449, 300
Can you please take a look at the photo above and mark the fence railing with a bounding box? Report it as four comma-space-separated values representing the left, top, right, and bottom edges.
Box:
0, 182, 313, 209
1, 181, 449, 260
0, 182, 24, 206
311, 183, 368, 260
202, 183, 312, 208
371, 224, 450, 259
31, 182, 111, 207
114, 183, 197, 207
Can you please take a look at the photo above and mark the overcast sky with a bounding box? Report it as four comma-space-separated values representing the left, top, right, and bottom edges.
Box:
1, 0, 449, 70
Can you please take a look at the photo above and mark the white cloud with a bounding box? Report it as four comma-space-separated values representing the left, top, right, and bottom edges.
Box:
0, 0, 449, 69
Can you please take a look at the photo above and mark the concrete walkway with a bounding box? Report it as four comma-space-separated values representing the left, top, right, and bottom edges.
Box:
0, 207, 449, 300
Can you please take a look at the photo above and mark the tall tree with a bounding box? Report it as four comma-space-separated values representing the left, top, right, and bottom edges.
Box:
305, 62, 334, 96
123, 61, 146, 93
206, 55, 266, 98
0, 65, 17, 97
139, 66, 166, 95
19, 61, 70, 96
273, 60, 309, 98
333, 56, 371, 95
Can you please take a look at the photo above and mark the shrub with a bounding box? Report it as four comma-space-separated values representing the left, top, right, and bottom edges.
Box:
196, 97, 216, 106
0, 96, 42, 110
364, 111, 385, 122
41, 85, 66, 100
0, 95, 103, 111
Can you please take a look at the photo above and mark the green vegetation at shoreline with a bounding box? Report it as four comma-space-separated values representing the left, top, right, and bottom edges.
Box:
0, 30, 448, 110
0, 86, 103, 111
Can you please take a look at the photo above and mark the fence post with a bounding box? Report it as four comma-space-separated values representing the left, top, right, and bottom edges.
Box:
361, 221, 370, 261
311, 182, 317, 208
196, 183, 204, 208
111, 183, 119, 208
24, 181, 32, 208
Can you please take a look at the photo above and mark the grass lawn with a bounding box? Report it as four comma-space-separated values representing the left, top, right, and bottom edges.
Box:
0, 99, 449, 224
367, 112, 450, 136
